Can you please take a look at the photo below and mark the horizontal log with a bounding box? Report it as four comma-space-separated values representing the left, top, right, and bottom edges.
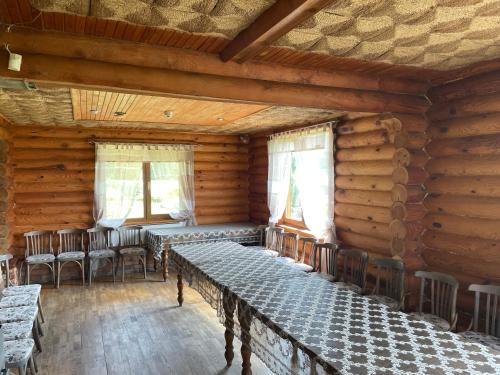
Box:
196, 189, 248, 199
336, 144, 395, 162
335, 189, 392, 207
14, 182, 93, 193
16, 205, 91, 215
408, 150, 429, 168
197, 197, 249, 208
15, 213, 93, 226
336, 229, 391, 256
13, 223, 92, 236
426, 155, 500, 176
390, 202, 427, 221
14, 192, 93, 204
423, 213, 500, 241
424, 194, 500, 220
335, 203, 392, 223
335, 176, 393, 191
391, 184, 425, 204
11, 148, 94, 161
195, 179, 248, 190
0, 53, 430, 114
336, 161, 393, 176
13, 160, 94, 171
423, 230, 500, 261
427, 92, 500, 122
426, 175, 500, 197
13, 170, 94, 183
196, 205, 248, 216
426, 133, 500, 158
197, 214, 249, 225
194, 152, 248, 163
336, 130, 390, 149
195, 171, 248, 180
194, 162, 248, 172
429, 70, 500, 102
394, 131, 427, 150
390, 237, 421, 257
336, 216, 391, 240
428, 112, 500, 140
393, 113, 428, 132
389, 219, 424, 241
337, 115, 401, 135
392, 166, 428, 185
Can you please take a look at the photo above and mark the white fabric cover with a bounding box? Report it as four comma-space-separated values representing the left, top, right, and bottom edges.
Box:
94, 143, 196, 228
267, 138, 291, 225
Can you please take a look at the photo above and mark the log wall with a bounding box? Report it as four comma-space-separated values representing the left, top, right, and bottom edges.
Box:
248, 134, 268, 224
424, 71, 500, 311
10, 126, 249, 256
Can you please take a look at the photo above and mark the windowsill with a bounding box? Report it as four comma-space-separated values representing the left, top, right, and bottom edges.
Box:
278, 224, 316, 239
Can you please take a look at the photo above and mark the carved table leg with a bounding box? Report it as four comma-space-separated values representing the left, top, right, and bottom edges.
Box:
177, 272, 184, 306
223, 289, 236, 367
237, 300, 252, 375
162, 247, 168, 282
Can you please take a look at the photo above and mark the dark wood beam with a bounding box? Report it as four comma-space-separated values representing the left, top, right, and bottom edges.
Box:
0, 53, 429, 114
220, 0, 335, 63
0, 26, 428, 95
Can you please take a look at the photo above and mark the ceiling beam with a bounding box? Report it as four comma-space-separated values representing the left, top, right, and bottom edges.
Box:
0, 27, 428, 95
0, 53, 429, 114
220, 0, 335, 63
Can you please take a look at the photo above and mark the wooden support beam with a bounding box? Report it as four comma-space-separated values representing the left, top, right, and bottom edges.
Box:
0, 26, 428, 95
220, 0, 334, 63
0, 53, 429, 114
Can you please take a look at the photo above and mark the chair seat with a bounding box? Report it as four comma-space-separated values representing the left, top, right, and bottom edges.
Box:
2, 321, 34, 341
0, 306, 38, 324
89, 249, 116, 258
0, 254, 12, 262
119, 247, 147, 256
367, 294, 400, 310
4, 339, 34, 367
0, 293, 38, 308
311, 272, 335, 282
2, 284, 41, 297
290, 262, 314, 272
408, 312, 451, 331
459, 331, 500, 351
335, 281, 363, 294
262, 249, 279, 257
276, 256, 296, 264
57, 251, 85, 261
26, 254, 55, 264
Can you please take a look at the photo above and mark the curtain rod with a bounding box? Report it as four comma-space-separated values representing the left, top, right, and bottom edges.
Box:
88, 138, 201, 147
269, 120, 338, 139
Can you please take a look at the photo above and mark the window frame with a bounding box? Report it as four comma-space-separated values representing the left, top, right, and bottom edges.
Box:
281, 159, 307, 229
124, 162, 178, 225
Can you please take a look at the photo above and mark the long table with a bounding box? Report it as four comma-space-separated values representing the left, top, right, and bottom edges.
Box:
144, 223, 262, 281
170, 241, 500, 375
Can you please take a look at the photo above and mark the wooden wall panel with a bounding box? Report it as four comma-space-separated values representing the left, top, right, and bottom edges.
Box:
248, 135, 268, 224
10, 125, 249, 255
425, 70, 500, 313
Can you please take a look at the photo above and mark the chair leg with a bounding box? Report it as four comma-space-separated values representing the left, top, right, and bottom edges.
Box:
122, 255, 125, 282
20, 364, 27, 375
29, 356, 36, 374
88, 258, 92, 287
37, 298, 45, 323
143, 256, 147, 280
57, 262, 61, 289
112, 257, 116, 283
37, 315, 44, 337
32, 324, 42, 352
27, 263, 30, 285
81, 260, 85, 286
32, 352, 38, 373
52, 261, 56, 287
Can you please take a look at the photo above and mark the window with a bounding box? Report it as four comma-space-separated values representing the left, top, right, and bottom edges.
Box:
283, 156, 305, 227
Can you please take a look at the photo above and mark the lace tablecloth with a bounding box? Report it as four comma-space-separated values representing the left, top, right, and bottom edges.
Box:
170, 241, 500, 375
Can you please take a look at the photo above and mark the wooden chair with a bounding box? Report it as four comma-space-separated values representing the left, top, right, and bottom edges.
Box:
260, 226, 284, 257
3, 339, 37, 375
459, 284, 500, 351
311, 243, 338, 281
24, 230, 56, 286
275, 232, 298, 264
335, 248, 368, 294
87, 227, 116, 286
367, 258, 405, 310
409, 271, 458, 331
56, 229, 85, 288
117, 226, 147, 282
289, 237, 317, 272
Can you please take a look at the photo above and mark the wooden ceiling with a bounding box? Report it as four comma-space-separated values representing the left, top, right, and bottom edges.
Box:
71, 89, 270, 126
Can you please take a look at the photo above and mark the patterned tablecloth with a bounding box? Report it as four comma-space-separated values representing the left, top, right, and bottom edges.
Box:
144, 222, 262, 261
170, 241, 500, 375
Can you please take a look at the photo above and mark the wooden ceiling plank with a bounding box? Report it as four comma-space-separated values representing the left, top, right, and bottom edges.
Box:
74, 14, 86, 34
63, 13, 76, 34
94, 18, 107, 37
5, 0, 23, 23
220, 0, 335, 63
70, 88, 81, 120
16, 0, 33, 23
0, 53, 430, 114
83, 16, 96, 35
113, 21, 128, 40
0, 27, 429, 95
0, 1, 12, 24
53, 12, 64, 32
104, 20, 118, 39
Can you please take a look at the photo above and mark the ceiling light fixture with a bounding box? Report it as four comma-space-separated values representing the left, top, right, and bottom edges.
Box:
164, 110, 174, 118
217, 117, 224, 121
5, 44, 22, 72
90, 108, 99, 114
114, 111, 126, 116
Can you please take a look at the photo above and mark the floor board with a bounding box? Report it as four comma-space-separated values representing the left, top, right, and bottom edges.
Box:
36, 273, 273, 375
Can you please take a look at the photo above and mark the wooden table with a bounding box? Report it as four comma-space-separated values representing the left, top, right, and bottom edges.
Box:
170, 241, 500, 375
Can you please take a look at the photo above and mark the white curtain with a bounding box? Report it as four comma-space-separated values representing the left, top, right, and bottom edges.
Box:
94, 143, 196, 228
267, 125, 335, 239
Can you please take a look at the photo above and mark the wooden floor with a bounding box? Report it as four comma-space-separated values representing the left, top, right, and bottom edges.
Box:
35, 273, 273, 375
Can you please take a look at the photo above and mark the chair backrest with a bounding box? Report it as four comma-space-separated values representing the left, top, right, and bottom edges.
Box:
256, 225, 267, 246
57, 229, 84, 254
415, 270, 458, 328
298, 237, 317, 265
372, 258, 405, 308
24, 230, 53, 257
279, 232, 298, 259
87, 227, 111, 251
312, 243, 337, 276
469, 284, 500, 338
264, 227, 284, 252
339, 248, 368, 290
118, 226, 142, 247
